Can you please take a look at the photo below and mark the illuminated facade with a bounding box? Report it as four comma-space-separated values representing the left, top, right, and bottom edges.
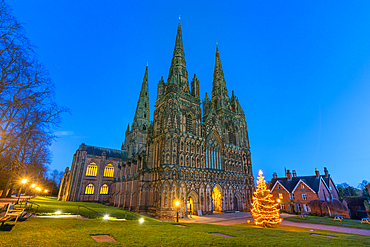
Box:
59, 20, 254, 219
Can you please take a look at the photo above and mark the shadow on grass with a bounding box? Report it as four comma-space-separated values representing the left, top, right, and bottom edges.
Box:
0, 223, 15, 231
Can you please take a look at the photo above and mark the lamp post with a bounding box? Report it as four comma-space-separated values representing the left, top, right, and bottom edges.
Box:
17, 179, 28, 203
175, 200, 180, 223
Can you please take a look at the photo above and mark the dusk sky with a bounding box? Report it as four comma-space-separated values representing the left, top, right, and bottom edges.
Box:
7, 0, 370, 187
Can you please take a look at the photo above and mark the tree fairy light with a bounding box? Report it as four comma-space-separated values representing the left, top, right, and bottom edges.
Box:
251, 170, 282, 227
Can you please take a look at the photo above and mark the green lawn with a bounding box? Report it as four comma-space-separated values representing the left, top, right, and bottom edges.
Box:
285, 215, 370, 230
0, 218, 369, 246
28, 197, 143, 220
1, 197, 368, 246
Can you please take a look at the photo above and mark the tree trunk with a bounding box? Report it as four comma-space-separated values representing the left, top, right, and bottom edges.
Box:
6, 183, 14, 198
1, 176, 12, 198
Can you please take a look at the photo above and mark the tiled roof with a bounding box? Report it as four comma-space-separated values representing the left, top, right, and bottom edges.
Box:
79, 144, 127, 159
269, 175, 332, 193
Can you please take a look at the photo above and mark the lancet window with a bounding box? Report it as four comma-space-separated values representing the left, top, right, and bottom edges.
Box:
206, 135, 222, 170
186, 114, 192, 134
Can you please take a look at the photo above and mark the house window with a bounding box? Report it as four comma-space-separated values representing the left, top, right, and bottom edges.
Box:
280, 203, 286, 211
278, 193, 283, 199
103, 164, 114, 177
85, 184, 94, 194
302, 194, 308, 200
290, 193, 295, 200
296, 204, 301, 212
301, 184, 305, 189
100, 184, 108, 194
278, 185, 281, 189
86, 163, 98, 176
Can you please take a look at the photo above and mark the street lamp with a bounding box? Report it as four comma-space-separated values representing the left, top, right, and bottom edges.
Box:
175, 200, 180, 223
17, 178, 27, 203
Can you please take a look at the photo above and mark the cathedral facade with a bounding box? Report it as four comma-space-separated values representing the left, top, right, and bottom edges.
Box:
59, 20, 254, 219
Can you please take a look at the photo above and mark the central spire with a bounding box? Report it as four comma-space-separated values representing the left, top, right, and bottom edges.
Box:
167, 17, 189, 92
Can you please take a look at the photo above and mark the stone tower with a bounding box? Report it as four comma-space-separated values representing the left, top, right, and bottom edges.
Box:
123, 65, 150, 158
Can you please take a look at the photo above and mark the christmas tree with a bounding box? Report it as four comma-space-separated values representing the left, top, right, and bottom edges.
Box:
251, 170, 282, 227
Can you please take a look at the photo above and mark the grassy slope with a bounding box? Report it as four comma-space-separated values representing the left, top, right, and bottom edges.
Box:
28, 197, 143, 220
0, 218, 369, 246
285, 216, 370, 230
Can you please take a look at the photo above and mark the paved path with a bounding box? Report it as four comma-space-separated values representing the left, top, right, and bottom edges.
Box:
162, 212, 370, 237
281, 220, 370, 237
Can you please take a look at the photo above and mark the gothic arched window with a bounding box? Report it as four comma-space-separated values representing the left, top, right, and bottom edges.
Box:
85, 184, 94, 194
206, 135, 222, 170
143, 125, 147, 130
86, 163, 98, 176
100, 184, 109, 194
103, 164, 114, 177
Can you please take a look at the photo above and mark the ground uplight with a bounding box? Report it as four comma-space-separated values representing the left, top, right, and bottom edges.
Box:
139, 218, 144, 223
55, 211, 61, 215
103, 215, 110, 220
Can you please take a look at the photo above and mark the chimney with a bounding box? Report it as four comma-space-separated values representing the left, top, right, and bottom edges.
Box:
286, 170, 292, 181
315, 168, 319, 178
273, 172, 277, 179
324, 167, 329, 178
292, 170, 297, 177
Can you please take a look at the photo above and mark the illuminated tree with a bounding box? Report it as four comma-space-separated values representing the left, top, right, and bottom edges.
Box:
251, 170, 282, 227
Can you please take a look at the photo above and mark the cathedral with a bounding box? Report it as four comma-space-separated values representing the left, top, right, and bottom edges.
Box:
58, 19, 254, 219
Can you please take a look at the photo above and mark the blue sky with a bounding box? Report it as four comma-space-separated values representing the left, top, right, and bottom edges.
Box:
7, 0, 370, 187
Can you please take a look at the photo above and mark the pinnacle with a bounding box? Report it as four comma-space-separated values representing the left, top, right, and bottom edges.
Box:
212, 44, 228, 101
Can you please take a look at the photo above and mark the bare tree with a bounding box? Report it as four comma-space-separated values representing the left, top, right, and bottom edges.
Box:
0, 1, 67, 197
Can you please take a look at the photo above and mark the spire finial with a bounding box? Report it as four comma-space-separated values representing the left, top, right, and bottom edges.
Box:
146, 62, 148, 67
216, 40, 218, 45
179, 15, 181, 20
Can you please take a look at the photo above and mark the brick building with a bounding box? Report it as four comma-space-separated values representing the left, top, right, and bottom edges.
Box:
269, 168, 341, 214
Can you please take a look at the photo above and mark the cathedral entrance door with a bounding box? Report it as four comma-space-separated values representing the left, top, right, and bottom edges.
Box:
234, 196, 238, 211
187, 197, 193, 216
212, 185, 222, 212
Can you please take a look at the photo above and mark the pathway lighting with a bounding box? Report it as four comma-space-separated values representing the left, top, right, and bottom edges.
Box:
103, 215, 110, 220
44, 190, 48, 193
36, 187, 40, 190
55, 211, 61, 215
139, 218, 144, 223
17, 178, 28, 203
31, 184, 36, 188
175, 200, 180, 223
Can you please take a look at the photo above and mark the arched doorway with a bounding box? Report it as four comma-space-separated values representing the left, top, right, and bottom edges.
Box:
187, 197, 193, 216
212, 185, 222, 212
234, 196, 238, 211
187, 191, 199, 216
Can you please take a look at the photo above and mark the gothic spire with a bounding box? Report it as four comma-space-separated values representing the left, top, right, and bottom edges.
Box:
132, 65, 150, 131
167, 17, 189, 92
212, 44, 230, 108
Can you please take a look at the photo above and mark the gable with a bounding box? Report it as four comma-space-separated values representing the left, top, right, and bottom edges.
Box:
292, 179, 316, 193
271, 181, 290, 193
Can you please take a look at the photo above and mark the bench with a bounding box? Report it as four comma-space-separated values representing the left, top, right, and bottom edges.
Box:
5, 203, 25, 223
360, 218, 370, 224
0, 215, 11, 226
333, 216, 344, 221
